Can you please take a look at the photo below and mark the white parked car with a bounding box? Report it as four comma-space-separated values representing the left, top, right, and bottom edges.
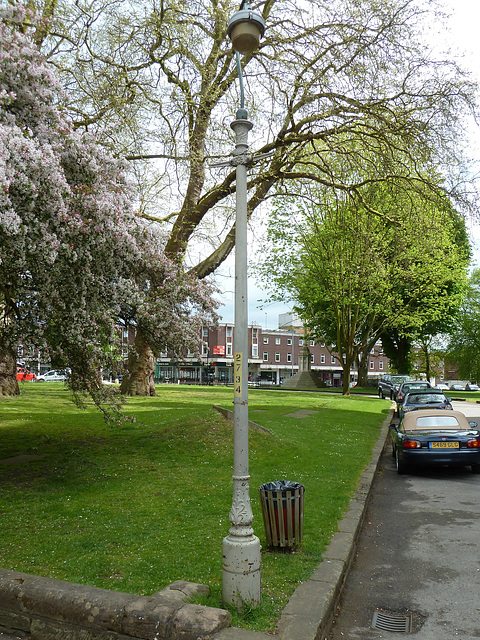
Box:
36, 369, 69, 382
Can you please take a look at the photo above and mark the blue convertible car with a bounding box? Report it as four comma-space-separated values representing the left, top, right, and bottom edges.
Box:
390, 410, 480, 474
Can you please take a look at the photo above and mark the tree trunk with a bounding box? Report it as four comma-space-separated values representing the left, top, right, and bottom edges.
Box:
120, 331, 156, 396
0, 349, 19, 396
357, 352, 369, 388
422, 341, 431, 381
380, 331, 413, 374
342, 361, 351, 396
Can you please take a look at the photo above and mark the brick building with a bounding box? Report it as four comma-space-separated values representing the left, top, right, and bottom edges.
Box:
154, 322, 389, 387
18, 320, 389, 387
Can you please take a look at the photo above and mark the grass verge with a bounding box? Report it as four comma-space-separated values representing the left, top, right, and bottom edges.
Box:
0, 384, 389, 630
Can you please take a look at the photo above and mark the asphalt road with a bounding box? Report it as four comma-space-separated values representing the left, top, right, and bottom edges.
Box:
327, 401, 480, 640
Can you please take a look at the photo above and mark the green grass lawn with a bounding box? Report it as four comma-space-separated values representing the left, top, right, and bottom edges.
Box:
445, 389, 480, 401
0, 383, 390, 630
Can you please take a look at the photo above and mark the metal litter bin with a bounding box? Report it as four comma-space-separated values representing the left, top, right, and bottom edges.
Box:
259, 481, 304, 548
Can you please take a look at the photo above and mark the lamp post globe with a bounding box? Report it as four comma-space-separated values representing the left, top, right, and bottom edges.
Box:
227, 7, 265, 55
222, 1, 265, 610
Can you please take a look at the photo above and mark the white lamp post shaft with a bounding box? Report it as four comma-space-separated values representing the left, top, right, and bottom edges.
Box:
222, 116, 261, 608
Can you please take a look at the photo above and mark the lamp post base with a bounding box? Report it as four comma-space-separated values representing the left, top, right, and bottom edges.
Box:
222, 533, 261, 607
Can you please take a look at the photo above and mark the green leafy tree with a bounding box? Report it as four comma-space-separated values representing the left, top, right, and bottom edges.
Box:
378, 193, 471, 371
414, 336, 446, 382
446, 269, 480, 383
258, 178, 470, 395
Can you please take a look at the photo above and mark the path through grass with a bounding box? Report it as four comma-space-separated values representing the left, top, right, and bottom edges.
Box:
0, 384, 390, 629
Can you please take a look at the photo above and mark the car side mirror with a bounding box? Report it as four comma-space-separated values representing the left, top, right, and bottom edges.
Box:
389, 423, 398, 432
447, 397, 452, 402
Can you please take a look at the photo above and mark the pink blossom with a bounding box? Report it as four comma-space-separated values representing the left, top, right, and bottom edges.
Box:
0, 14, 217, 417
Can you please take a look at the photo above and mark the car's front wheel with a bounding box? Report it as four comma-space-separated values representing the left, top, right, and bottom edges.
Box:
395, 448, 408, 474
378, 389, 383, 399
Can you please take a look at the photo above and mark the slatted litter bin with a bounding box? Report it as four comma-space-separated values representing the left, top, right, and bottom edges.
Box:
259, 481, 304, 548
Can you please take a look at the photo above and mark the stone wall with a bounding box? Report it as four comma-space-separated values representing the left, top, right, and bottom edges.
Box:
0, 569, 231, 640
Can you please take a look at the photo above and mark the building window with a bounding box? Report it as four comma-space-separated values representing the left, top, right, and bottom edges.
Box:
202, 327, 209, 338
202, 344, 208, 356
299, 339, 304, 346
320, 342, 325, 347
276, 337, 281, 345
287, 338, 292, 346
263, 352, 268, 361
379, 361, 384, 370
311, 354, 314, 363
310, 340, 314, 346
275, 353, 280, 362
252, 345, 258, 358
287, 353, 292, 363
320, 354, 325, 364
226, 326, 233, 338
331, 355, 335, 364
263, 336, 269, 344
370, 361, 374, 369
252, 328, 258, 339
226, 343, 233, 356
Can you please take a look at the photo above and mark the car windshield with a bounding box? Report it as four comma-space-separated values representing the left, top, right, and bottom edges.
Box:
407, 393, 445, 404
403, 384, 428, 391
392, 376, 411, 384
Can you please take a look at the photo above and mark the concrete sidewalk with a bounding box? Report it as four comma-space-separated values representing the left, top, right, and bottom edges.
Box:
214, 410, 393, 640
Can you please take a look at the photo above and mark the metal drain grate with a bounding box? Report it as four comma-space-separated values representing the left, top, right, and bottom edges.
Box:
372, 609, 413, 633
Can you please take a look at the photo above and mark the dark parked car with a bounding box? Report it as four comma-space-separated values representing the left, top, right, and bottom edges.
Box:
465, 383, 479, 391
395, 380, 432, 414
390, 409, 480, 474
378, 374, 413, 400
398, 389, 453, 419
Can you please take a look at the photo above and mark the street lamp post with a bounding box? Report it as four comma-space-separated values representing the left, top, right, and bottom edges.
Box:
222, 1, 265, 609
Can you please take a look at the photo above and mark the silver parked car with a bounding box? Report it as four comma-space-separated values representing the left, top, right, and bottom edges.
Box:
36, 369, 69, 382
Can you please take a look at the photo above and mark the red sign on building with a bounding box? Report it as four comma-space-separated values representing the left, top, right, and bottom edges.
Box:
213, 345, 225, 355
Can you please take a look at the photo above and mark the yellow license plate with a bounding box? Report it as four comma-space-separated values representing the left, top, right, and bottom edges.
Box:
430, 441, 459, 449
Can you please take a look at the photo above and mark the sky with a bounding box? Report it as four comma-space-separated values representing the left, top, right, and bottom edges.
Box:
214, 0, 480, 329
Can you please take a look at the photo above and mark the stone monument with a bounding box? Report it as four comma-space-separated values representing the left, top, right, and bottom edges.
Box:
282, 344, 324, 389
